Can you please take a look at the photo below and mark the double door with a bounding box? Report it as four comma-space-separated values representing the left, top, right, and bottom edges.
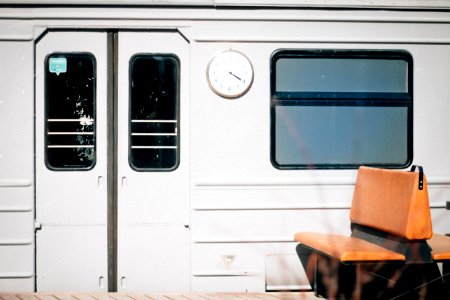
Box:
35, 31, 190, 291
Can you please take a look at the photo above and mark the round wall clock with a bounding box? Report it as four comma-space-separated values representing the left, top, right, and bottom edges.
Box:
206, 49, 254, 99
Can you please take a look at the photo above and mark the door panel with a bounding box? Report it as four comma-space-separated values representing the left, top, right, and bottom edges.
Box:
117, 31, 190, 292
118, 226, 190, 291
35, 31, 108, 291
36, 30, 190, 292
35, 226, 108, 291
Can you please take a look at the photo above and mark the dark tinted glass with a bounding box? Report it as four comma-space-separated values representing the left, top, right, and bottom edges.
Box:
45, 54, 96, 170
129, 55, 180, 170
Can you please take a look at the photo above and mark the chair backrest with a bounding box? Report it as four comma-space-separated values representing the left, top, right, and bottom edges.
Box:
350, 166, 432, 240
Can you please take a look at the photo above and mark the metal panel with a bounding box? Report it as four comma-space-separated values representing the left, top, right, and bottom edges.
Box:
0, 7, 447, 293
191, 210, 351, 243
0, 22, 34, 41
265, 254, 310, 291
36, 226, 108, 291
0, 41, 34, 292
190, 39, 450, 291
2, 0, 450, 9
117, 31, 190, 292
35, 31, 108, 291
118, 226, 190, 291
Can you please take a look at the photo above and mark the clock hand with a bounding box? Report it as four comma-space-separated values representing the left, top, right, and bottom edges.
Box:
229, 71, 242, 81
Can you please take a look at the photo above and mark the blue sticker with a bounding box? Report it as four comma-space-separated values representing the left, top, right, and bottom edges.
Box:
49, 57, 67, 76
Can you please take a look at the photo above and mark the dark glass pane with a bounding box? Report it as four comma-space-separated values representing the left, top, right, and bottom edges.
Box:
129, 55, 180, 171
131, 135, 177, 147
131, 149, 177, 170
45, 54, 96, 170
131, 122, 177, 134
47, 134, 95, 146
274, 106, 408, 166
47, 122, 94, 133
47, 148, 95, 169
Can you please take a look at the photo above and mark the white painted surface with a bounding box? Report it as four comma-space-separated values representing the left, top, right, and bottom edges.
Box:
0, 5, 449, 292
118, 225, 190, 291
0, 41, 34, 291
2, 0, 450, 9
265, 254, 310, 291
117, 31, 191, 292
36, 226, 108, 291
35, 31, 108, 291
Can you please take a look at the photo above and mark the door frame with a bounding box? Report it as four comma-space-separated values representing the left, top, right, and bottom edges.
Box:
35, 29, 190, 292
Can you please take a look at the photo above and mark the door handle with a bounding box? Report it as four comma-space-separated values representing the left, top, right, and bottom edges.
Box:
34, 221, 42, 231
99, 276, 105, 289
98, 176, 104, 189
120, 276, 126, 289
121, 176, 128, 189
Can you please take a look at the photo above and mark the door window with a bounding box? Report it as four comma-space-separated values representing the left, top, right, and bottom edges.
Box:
129, 54, 180, 171
45, 53, 96, 170
271, 50, 412, 169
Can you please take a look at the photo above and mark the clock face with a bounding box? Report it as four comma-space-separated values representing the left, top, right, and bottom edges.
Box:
207, 50, 254, 99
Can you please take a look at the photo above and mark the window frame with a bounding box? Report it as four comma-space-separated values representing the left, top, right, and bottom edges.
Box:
44, 52, 97, 171
128, 53, 181, 172
270, 49, 413, 170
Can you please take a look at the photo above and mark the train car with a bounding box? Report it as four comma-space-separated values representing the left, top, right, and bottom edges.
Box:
0, 0, 450, 293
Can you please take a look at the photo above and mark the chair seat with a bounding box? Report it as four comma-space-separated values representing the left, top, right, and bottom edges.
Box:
428, 233, 450, 260
295, 232, 406, 262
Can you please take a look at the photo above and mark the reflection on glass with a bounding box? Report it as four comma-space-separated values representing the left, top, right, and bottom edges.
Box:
275, 106, 408, 166
45, 54, 96, 170
129, 55, 180, 170
276, 58, 408, 93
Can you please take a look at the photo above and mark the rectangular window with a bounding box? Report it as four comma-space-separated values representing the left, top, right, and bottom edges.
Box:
129, 54, 180, 171
271, 50, 412, 169
45, 53, 96, 170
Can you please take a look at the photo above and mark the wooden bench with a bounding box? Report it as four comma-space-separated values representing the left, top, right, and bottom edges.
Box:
294, 166, 450, 300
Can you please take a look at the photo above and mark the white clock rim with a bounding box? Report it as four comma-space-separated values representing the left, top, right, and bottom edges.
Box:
206, 49, 254, 99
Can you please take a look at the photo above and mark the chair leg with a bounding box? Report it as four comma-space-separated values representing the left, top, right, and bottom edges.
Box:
388, 263, 446, 300
296, 244, 316, 291
443, 261, 450, 295
296, 245, 356, 299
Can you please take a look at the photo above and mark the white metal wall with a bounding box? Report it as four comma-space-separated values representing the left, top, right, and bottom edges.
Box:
0, 6, 449, 292
0, 40, 34, 290
188, 23, 450, 289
